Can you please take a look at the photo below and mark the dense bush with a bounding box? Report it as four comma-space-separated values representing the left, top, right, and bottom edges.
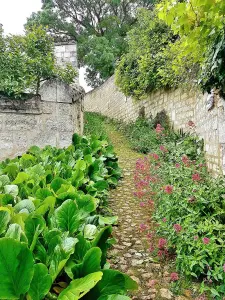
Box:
115, 9, 178, 99
0, 26, 77, 99
0, 133, 137, 299
131, 119, 225, 298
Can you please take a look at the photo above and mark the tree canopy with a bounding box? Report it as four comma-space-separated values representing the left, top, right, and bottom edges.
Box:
26, 0, 155, 87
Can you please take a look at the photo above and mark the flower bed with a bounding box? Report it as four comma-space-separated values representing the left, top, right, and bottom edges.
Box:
0, 133, 137, 299
132, 121, 225, 298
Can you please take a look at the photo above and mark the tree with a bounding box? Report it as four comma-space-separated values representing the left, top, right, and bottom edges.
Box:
26, 0, 155, 87
157, 0, 225, 96
0, 26, 77, 99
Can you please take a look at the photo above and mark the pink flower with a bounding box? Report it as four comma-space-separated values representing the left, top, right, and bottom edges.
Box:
140, 223, 148, 232
155, 124, 164, 134
158, 238, 167, 249
223, 264, 225, 272
202, 237, 210, 244
164, 185, 173, 194
157, 250, 164, 257
140, 202, 145, 207
170, 272, 179, 281
149, 245, 155, 253
192, 173, 201, 181
146, 233, 153, 239
173, 224, 182, 233
152, 153, 159, 160
175, 163, 180, 168
194, 236, 198, 240
182, 155, 189, 165
162, 218, 167, 222
160, 145, 168, 153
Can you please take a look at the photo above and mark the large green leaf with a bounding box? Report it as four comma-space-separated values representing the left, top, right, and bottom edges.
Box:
0, 175, 10, 187
0, 210, 10, 235
5, 224, 27, 243
72, 234, 91, 262
55, 200, 80, 234
27, 263, 52, 300
13, 172, 29, 184
49, 236, 78, 281
99, 216, 118, 226
0, 238, 34, 299
92, 226, 112, 267
68, 247, 102, 279
58, 272, 103, 300
25, 215, 46, 251
86, 270, 138, 299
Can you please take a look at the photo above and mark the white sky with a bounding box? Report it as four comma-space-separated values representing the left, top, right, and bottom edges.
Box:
0, 0, 91, 92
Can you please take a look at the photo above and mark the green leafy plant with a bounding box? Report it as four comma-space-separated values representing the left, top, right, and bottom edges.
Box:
0, 132, 137, 299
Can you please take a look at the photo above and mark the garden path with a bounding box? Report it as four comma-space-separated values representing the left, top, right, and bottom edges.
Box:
105, 125, 194, 300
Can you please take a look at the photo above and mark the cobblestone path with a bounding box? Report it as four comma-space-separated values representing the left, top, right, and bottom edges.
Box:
106, 125, 195, 300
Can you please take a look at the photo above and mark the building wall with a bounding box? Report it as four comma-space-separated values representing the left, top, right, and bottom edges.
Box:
0, 80, 84, 161
84, 75, 225, 175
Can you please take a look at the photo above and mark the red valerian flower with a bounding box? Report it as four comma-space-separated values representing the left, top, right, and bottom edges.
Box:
152, 153, 159, 160
170, 272, 179, 281
140, 202, 145, 207
192, 173, 201, 181
175, 163, 180, 168
194, 236, 198, 240
162, 218, 167, 222
173, 224, 182, 233
160, 145, 168, 152
158, 238, 167, 249
202, 237, 210, 244
164, 185, 173, 194
155, 124, 164, 134
140, 223, 148, 232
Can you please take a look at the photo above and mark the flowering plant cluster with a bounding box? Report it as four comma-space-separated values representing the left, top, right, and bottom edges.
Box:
132, 119, 225, 298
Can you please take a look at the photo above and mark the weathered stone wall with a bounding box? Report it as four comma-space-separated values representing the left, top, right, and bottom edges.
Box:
84, 75, 225, 175
0, 80, 84, 161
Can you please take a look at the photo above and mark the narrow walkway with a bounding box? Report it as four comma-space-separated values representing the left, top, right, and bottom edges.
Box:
106, 125, 193, 300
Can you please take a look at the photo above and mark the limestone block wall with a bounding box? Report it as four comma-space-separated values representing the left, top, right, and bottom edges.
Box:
84, 75, 225, 175
0, 80, 84, 161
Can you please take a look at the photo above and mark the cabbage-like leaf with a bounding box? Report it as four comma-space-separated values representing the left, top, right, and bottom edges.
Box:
0, 175, 10, 187
99, 216, 118, 226
58, 272, 103, 300
4, 184, 19, 197
5, 224, 24, 242
84, 224, 98, 240
14, 199, 35, 214
72, 234, 91, 262
0, 210, 10, 235
27, 263, 52, 300
55, 199, 80, 234
0, 238, 34, 299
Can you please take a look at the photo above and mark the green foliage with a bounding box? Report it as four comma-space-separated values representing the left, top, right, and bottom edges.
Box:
0, 133, 137, 299
115, 9, 178, 99
0, 26, 77, 99
157, 0, 225, 96
26, 0, 155, 87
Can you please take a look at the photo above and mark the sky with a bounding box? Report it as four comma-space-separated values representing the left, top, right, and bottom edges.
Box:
0, 0, 90, 91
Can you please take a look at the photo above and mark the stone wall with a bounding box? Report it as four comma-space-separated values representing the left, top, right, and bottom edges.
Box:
0, 80, 84, 161
84, 75, 225, 175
